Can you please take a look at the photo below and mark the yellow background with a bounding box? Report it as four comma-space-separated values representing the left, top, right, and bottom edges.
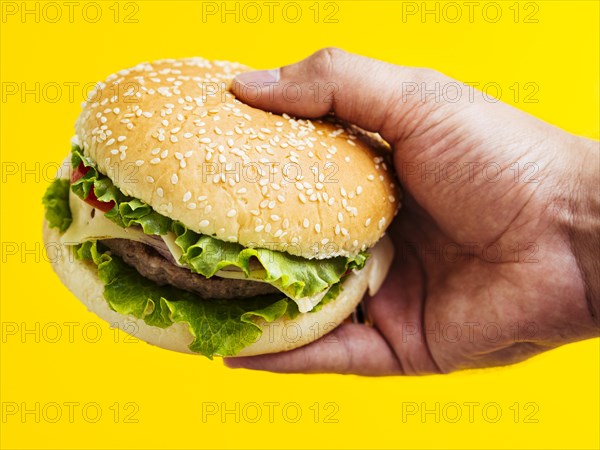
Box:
1, 1, 599, 449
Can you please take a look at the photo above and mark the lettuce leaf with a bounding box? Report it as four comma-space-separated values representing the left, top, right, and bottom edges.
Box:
68, 146, 367, 301
174, 223, 363, 300
42, 179, 72, 232
76, 240, 294, 358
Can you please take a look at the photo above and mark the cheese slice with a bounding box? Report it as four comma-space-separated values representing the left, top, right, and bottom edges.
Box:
61, 189, 148, 244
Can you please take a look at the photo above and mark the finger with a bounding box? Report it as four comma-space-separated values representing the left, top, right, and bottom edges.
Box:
223, 323, 402, 376
231, 48, 420, 145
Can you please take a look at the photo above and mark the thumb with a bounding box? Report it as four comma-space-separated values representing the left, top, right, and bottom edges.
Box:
231, 48, 421, 146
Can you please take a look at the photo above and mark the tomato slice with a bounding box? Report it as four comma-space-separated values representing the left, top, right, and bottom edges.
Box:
70, 163, 115, 212
85, 190, 116, 212
71, 162, 90, 183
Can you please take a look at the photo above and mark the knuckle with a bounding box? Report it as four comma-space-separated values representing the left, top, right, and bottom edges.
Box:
309, 47, 347, 79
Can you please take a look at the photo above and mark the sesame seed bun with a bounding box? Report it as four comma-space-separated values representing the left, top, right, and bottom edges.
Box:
75, 58, 400, 259
43, 221, 393, 356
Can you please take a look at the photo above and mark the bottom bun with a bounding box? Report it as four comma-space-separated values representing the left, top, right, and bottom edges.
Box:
43, 222, 391, 356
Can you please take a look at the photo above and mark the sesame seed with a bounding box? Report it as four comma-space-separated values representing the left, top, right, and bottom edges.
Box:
157, 187, 164, 197
338, 212, 343, 222
171, 174, 178, 184
146, 176, 155, 183
187, 203, 197, 210
255, 225, 264, 232
117, 136, 126, 142
150, 158, 160, 164
227, 209, 237, 217
107, 138, 115, 145
135, 160, 144, 166
315, 224, 321, 233
110, 149, 119, 155
199, 220, 209, 227
303, 218, 309, 228
183, 191, 192, 202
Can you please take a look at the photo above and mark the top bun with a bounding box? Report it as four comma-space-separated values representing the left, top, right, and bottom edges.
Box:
75, 58, 399, 259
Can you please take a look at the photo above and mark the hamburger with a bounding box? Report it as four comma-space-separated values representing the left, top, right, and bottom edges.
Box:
42, 58, 400, 358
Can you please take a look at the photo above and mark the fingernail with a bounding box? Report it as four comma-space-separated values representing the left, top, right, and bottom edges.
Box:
235, 68, 280, 86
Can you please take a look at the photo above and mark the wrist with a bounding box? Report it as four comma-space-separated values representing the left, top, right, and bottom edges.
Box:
565, 136, 600, 331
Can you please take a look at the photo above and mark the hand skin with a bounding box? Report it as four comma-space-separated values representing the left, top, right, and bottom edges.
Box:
224, 48, 600, 375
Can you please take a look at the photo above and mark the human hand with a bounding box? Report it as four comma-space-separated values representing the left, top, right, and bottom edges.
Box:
225, 48, 600, 375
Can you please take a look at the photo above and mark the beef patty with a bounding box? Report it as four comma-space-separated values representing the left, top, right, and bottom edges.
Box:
100, 238, 279, 299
